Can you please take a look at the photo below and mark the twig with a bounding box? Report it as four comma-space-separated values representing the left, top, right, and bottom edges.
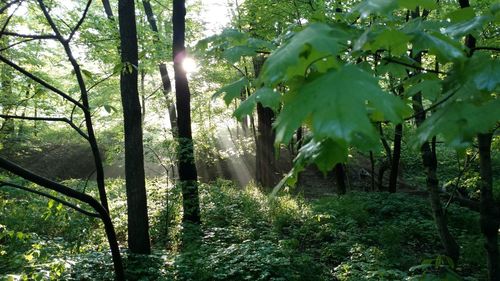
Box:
383, 57, 447, 75
404, 88, 458, 121
0, 38, 38, 52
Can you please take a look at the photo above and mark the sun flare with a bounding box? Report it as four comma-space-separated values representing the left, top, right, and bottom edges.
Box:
182, 57, 198, 74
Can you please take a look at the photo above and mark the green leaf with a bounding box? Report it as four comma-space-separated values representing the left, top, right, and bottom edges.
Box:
259, 23, 352, 86
371, 29, 412, 56
444, 15, 490, 38
213, 77, 249, 105
255, 87, 280, 111
397, 0, 437, 10
274, 65, 408, 148
406, 80, 442, 101
353, 0, 398, 18
222, 46, 257, 64
445, 7, 475, 23
467, 55, 500, 92
412, 32, 465, 63
416, 99, 500, 150
81, 69, 93, 80
103, 104, 117, 113
233, 95, 256, 121
294, 138, 348, 174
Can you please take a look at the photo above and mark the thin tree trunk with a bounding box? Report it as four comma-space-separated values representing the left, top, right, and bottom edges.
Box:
478, 133, 500, 281
369, 151, 375, 191
173, 0, 200, 224
456, 0, 499, 276
413, 92, 460, 263
142, 0, 178, 137
335, 163, 347, 195
118, 0, 151, 254
388, 123, 402, 193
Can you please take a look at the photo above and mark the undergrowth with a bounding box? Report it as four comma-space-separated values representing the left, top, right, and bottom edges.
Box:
0, 178, 487, 280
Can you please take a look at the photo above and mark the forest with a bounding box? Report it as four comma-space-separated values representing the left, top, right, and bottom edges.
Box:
0, 0, 499, 280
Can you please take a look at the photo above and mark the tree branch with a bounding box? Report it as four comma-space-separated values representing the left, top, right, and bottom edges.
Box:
0, 38, 38, 52
1, 31, 57, 40
0, 0, 23, 15
0, 114, 89, 140
383, 57, 447, 75
0, 156, 124, 280
404, 88, 458, 121
472, 46, 500, 53
0, 54, 86, 110
67, 0, 93, 42
0, 181, 100, 218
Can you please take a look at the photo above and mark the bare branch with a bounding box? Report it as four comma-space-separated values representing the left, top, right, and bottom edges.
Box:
0, 181, 100, 218
0, 114, 89, 140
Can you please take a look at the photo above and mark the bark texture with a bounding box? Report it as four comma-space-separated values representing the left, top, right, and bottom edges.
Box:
253, 55, 277, 189
118, 0, 151, 254
173, 0, 200, 224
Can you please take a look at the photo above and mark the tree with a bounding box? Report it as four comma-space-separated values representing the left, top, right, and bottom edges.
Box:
0, 0, 126, 277
173, 0, 200, 224
118, 0, 151, 254
457, 1, 500, 279
141, 0, 178, 137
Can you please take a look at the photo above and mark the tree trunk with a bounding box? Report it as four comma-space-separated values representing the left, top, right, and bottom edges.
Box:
456, 1, 499, 277
142, 0, 178, 137
413, 92, 459, 263
173, 0, 200, 224
335, 163, 347, 195
388, 123, 402, 193
118, 0, 151, 254
478, 133, 500, 281
253, 56, 277, 189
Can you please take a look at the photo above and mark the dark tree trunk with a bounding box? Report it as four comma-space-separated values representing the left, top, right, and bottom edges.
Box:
378, 123, 392, 191
101, 0, 114, 20
173, 0, 200, 224
478, 133, 500, 281
142, 0, 178, 137
0, 157, 124, 280
369, 151, 375, 191
253, 56, 277, 189
388, 123, 402, 193
413, 92, 460, 263
457, 0, 499, 277
118, 0, 151, 254
335, 163, 347, 195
